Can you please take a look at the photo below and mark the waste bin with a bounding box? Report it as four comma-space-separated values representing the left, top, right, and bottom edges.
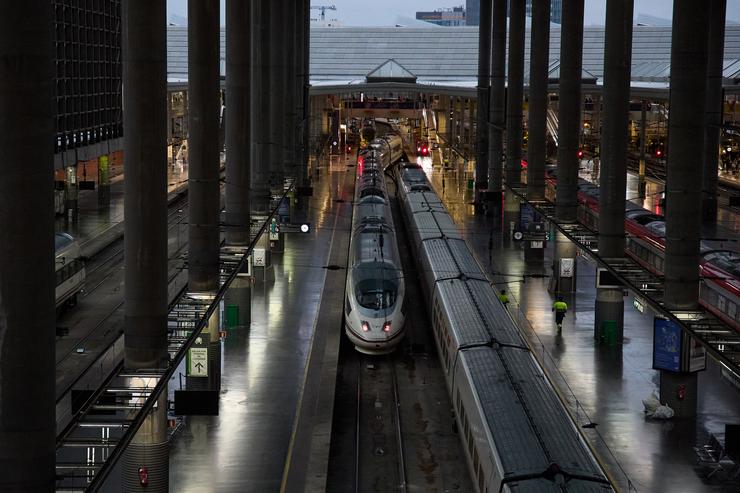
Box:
226, 304, 239, 328
467, 178, 474, 190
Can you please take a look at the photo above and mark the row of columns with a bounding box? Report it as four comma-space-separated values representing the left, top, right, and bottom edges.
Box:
0, 0, 311, 489
475, 0, 727, 417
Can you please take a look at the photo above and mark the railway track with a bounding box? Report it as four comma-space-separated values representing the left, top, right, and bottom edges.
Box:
353, 353, 407, 493
54, 195, 190, 378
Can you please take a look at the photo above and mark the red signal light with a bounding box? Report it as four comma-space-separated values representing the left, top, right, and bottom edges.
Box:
655, 149, 663, 158
577, 149, 584, 159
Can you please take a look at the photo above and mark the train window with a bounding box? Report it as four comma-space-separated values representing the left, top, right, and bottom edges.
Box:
355, 279, 397, 309
729, 302, 737, 322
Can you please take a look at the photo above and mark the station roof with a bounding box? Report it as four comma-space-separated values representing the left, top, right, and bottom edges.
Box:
166, 25, 740, 96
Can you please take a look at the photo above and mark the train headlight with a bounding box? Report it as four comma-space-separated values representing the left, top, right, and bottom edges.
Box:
361, 321, 370, 332
383, 322, 391, 333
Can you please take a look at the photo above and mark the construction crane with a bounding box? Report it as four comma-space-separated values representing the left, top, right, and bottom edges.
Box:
310, 4, 337, 22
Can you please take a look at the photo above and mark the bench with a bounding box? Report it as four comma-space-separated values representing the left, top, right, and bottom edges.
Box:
695, 434, 740, 479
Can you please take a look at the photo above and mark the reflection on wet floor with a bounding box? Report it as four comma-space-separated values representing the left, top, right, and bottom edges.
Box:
168, 164, 351, 492
55, 163, 190, 245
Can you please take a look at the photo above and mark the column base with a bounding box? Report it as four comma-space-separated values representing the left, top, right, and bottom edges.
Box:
594, 287, 624, 344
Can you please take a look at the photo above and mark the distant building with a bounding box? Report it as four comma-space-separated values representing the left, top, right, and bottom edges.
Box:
465, 0, 563, 26
466, 0, 480, 25
416, 6, 466, 27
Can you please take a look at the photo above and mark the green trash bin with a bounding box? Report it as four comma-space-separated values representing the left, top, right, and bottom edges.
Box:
226, 304, 239, 328
601, 320, 617, 346
467, 178, 474, 190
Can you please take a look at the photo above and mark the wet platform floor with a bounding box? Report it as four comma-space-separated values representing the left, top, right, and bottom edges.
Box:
427, 167, 740, 492
168, 165, 353, 492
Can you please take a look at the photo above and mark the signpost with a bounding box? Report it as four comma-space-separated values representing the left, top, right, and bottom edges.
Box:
187, 346, 208, 377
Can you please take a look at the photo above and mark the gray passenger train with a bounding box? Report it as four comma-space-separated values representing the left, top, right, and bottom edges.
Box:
344, 135, 406, 354
396, 164, 613, 492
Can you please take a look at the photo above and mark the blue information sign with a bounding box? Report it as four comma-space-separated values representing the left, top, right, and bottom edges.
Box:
520, 203, 536, 231
653, 318, 682, 372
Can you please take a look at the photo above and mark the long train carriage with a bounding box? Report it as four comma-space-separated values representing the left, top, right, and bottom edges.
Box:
344, 140, 406, 354
397, 165, 613, 492
545, 174, 740, 331
56, 232, 85, 309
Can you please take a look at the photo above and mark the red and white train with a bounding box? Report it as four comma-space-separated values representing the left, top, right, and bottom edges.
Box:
545, 175, 740, 331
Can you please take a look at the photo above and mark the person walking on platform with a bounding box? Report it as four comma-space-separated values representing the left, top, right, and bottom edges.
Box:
498, 289, 510, 308
552, 296, 568, 334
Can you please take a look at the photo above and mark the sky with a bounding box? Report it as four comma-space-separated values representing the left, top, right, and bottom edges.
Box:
166, 0, 740, 27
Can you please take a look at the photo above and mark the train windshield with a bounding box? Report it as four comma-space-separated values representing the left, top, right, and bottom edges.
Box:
355, 278, 398, 310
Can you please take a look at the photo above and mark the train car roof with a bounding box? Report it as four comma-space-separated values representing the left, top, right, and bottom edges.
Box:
461, 348, 552, 476
436, 280, 492, 347
497, 347, 607, 482
464, 280, 527, 347
433, 211, 463, 240
410, 211, 444, 242
704, 250, 740, 278
421, 238, 487, 283
463, 347, 609, 490
55, 232, 75, 252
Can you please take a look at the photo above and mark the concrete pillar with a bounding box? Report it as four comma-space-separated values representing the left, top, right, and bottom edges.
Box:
225, 275, 252, 326
503, 189, 520, 239
268, 0, 288, 191
225, 0, 252, 246
121, 392, 168, 492
123, 0, 168, 370
555, 0, 584, 223
122, 0, 169, 486
527, 0, 550, 200
598, 0, 633, 259
98, 154, 111, 206
253, 0, 272, 215
552, 230, 578, 294
189, 0, 222, 398
186, 311, 221, 392
294, 0, 309, 188
595, 0, 633, 343
506, 0, 526, 187
476, 0, 491, 193
282, 0, 297, 182
595, 287, 624, 343
188, 0, 221, 292
661, 0, 711, 418
488, 0, 507, 205
702, 0, 727, 226
302, 0, 311, 186
0, 2, 55, 489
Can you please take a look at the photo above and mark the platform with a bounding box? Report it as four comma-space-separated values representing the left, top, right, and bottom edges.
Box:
56, 161, 190, 259
168, 162, 352, 491
427, 165, 740, 492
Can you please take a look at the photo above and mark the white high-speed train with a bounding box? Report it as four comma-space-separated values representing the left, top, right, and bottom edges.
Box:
396, 163, 613, 492
344, 135, 406, 354
56, 232, 85, 309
